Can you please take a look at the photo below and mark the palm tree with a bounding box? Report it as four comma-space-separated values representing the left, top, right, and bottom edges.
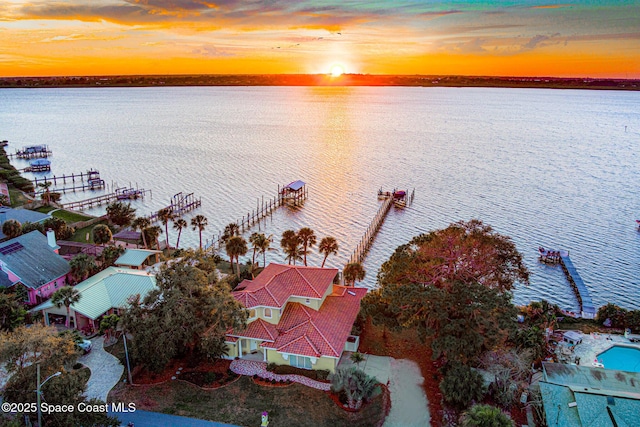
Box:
319, 236, 339, 268
297, 227, 317, 266
281, 230, 302, 265
249, 232, 263, 276
191, 214, 208, 250
143, 225, 163, 250
51, 286, 81, 328
69, 253, 96, 282
91, 224, 112, 246
329, 367, 379, 410
172, 218, 188, 248
221, 222, 240, 244
131, 217, 151, 249
105, 201, 136, 227
461, 404, 515, 427
257, 234, 274, 268
100, 245, 125, 268
38, 181, 53, 205
350, 352, 365, 367
343, 262, 365, 286
2, 219, 22, 239
226, 235, 248, 277
157, 208, 175, 249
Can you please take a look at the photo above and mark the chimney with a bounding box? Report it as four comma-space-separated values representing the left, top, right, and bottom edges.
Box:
47, 229, 60, 253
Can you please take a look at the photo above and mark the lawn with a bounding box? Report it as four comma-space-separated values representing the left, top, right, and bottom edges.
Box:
70, 219, 109, 243
108, 375, 387, 427
51, 208, 94, 223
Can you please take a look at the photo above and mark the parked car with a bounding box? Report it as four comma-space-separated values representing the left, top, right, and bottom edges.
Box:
78, 339, 92, 354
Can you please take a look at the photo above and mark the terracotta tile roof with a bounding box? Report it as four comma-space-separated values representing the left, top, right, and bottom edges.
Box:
232, 263, 338, 309
230, 318, 278, 342
262, 285, 368, 358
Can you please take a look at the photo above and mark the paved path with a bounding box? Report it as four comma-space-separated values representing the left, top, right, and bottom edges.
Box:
384, 358, 430, 427
79, 335, 124, 402
109, 409, 239, 427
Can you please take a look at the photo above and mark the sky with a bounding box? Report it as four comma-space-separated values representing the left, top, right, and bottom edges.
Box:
0, 1, 639, 78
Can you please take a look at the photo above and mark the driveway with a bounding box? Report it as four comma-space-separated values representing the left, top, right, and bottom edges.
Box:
339, 352, 430, 427
79, 335, 124, 402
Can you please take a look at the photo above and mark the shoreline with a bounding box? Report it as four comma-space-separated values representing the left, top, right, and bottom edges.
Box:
1, 74, 639, 91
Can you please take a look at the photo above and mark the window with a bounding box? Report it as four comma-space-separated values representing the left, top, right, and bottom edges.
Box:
290, 355, 312, 369
249, 309, 256, 318
264, 308, 272, 318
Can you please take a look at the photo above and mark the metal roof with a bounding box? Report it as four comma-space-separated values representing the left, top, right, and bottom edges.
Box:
0, 207, 50, 239
0, 231, 70, 289
115, 249, 161, 267
31, 267, 156, 320
284, 180, 305, 191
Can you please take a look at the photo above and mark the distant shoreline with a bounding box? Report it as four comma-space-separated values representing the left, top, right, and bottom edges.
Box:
1, 74, 638, 91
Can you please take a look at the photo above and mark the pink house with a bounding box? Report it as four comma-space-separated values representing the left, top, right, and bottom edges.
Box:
0, 230, 70, 305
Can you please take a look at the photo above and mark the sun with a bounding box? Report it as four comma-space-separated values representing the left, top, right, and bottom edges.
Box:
330, 64, 345, 77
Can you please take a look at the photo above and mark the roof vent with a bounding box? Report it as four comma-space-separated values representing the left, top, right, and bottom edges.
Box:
607, 396, 615, 406
568, 402, 577, 408
347, 290, 356, 296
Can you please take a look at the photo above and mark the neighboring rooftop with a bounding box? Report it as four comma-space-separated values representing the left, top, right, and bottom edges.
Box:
0, 230, 69, 289
0, 207, 50, 239
540, 362, 640, 427
31, 267, 156, 320
114, 248, 161, 268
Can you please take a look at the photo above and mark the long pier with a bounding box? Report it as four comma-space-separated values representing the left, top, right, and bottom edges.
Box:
206, 182, 308, 250
32, 170, 105, 194
539, 248, 596, 319
347, 196, 394, 266
61, 187, 151, 211
147, 192, 202, 222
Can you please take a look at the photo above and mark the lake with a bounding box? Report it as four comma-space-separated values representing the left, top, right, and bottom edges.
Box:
2, 86, 639, 310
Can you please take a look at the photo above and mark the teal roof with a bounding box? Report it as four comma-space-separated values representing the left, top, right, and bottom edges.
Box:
540, 362, 640, 427
31, 267, 156, 320
115, 249, 160, 267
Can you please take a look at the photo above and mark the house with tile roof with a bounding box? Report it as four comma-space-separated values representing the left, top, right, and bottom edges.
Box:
226, 263, 366, 373
31, 266, 156, 331
0, 230, 70, 305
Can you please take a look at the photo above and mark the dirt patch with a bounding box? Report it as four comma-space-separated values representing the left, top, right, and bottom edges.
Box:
133, 358, 236, 386
359, 319, 444, 426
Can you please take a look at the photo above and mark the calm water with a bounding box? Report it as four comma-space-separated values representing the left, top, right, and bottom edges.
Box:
2, 86, 640, 310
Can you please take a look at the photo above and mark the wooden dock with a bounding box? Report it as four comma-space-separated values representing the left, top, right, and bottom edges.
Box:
8, 145, 52, 159
206, 181, 308, 250
347, 196, 394, 266
61, 187, 151, 211
538, 248, 596, 319
147, 192, 202, 222
32, 170, 105, 194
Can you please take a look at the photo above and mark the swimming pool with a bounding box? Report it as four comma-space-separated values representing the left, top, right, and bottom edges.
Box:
596, 345, 640, 372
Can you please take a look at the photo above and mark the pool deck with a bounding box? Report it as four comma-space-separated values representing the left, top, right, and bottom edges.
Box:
566, 331, 640, 368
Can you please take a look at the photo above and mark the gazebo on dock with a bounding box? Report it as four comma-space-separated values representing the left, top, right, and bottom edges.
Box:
280, 180, 307, 206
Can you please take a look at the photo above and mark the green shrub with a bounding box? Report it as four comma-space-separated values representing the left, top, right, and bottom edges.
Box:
440, 364, 486, 410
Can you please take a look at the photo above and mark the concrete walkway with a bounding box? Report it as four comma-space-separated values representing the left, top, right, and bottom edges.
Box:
384, 359, 431, 427
79, 335, 124, 402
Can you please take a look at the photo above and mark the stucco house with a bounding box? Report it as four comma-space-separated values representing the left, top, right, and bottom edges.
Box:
0, 230, 70, 305
226, 263, 366, 373
31, 266, 156, 331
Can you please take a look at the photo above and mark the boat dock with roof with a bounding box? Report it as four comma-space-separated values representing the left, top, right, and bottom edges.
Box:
538, 247, 596, 319
9, 145, 52, 159
32, 169, 105, 193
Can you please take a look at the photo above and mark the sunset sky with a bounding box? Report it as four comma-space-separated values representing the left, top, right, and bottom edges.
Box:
1, 1, 639, 78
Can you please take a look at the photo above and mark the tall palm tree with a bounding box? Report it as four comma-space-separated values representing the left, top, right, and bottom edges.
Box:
319, 236, 339, 268
249, 232, 262, 274
343, 262, 366, 286
2, 219, 22, 239
226, 235, 248, 278
51, 286, 81, 328
222, 222, 240, 244
38, 181, 53, 205
258, 234, 274, 268
91, 224, 112, 246
297, 227, 317, 266
131, 217, 151, 249
143, 225, 163, 250
281, 230, 302, 265
191, 214, 208, 250
157, 208, 175, 249
172, 218, 188, 249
